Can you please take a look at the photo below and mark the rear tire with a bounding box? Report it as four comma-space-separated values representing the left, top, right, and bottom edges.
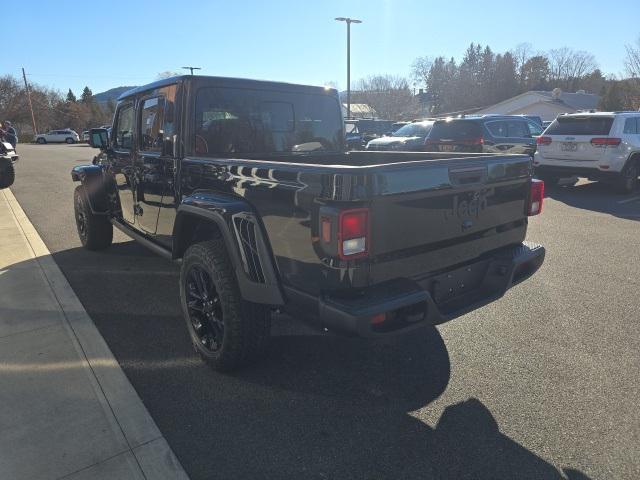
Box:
65, 137, 75, 144
37, 138, 46, 144
74, 185, 113, 250
0, 161, 15, 189
180, 238, 271, 372
615, 161, 638, 194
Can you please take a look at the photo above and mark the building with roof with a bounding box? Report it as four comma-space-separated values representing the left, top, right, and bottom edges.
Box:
341, 103, 377, 118
475, 88, 600, 121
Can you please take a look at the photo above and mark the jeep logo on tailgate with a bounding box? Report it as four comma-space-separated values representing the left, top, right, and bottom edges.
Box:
444, 189, 490, 226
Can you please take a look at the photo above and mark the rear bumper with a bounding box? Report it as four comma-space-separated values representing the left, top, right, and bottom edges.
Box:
317, 242, 545, 337
534, 165, 621, 180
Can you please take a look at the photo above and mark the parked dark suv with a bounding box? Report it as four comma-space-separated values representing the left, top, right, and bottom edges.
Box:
424, 115, 544, 157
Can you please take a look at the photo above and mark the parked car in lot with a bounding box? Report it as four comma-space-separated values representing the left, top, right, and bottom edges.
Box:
73, 75, 545, 372
344, 119, 396, 150
424, 115, 543, 157
523, 115, 543, 127
82, 130, 90, 143
35, 129, 80, 144
534, 111, 640, 193
366, 120, 434, 151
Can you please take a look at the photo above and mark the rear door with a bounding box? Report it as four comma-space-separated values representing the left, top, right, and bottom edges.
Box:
505, 119, 536, 156
542, 115, 614, 161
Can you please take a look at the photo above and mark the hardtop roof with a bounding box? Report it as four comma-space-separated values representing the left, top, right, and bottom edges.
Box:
118, 75, 337, 101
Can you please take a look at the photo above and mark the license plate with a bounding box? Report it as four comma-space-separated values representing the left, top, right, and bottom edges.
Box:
440, 145, 455, 152
561, 142, 578, 152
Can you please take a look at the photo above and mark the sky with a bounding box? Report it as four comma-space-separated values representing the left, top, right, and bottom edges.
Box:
6, 0, 640, 96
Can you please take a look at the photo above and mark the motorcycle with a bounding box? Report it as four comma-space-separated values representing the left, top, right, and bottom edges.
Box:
0, 141, 18, 189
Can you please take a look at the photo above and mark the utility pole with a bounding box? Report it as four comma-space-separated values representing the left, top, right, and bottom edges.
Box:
335, 17, 362, 119
22, 67, 38, 135
182, 66, 201, 75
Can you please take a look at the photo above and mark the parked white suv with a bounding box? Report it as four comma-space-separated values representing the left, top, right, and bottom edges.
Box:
34, 129, 80, 144
534, 112, 640, 193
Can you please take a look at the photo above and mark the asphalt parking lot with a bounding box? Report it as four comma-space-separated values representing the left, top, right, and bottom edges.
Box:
9, 143, 640, 479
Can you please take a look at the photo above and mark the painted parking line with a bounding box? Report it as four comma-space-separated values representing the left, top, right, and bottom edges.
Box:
617, 196, 640, 204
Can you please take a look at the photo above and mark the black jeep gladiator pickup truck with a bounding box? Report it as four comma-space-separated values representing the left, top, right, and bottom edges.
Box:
72, 75, 545, 371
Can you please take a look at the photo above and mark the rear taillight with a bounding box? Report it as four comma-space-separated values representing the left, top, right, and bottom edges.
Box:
590, 137, 621, 147
462, 137, 483, 145
536, 136, 552, 146
528, 179, 544, 216
338, 208, 369, 259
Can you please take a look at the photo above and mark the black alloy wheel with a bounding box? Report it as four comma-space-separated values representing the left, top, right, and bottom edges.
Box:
185, 265, 225, 352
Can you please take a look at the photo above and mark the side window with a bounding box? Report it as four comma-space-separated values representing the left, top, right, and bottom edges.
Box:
114, 104, 134, 150
507, 121, 530, 138
623, 117, 638, 134
139, 97, 165, 152
486, 121, 507, 137
527, 121, 543, 136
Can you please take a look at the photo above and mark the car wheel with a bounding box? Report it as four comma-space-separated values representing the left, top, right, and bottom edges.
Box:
73, 185, 113, 250
37, 138, 46, 144
180, 238, 271, 372
0, 161, 15, 189
615, 162, 638, 194
65, 137, 75, 144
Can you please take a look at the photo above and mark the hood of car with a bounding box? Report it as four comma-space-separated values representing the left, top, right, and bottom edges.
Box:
368, 136, 423, 146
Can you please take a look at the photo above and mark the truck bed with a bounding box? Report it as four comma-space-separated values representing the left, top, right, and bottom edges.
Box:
180, 151, 533, 299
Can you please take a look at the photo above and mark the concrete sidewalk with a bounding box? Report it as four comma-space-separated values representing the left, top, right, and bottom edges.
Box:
0, 188, 188, 480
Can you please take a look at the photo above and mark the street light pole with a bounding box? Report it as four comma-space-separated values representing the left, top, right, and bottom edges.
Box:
182, 66, 201, 75
335, 17, 362, 119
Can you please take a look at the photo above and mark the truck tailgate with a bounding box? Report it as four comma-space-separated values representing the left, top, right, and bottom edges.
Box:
369, 155, 531, 276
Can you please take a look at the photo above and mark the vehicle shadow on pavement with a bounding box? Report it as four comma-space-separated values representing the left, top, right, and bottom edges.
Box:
38, 244, 592, 480
545, 180, 640, 221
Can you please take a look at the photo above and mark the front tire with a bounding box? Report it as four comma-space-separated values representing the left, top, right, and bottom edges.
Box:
37, 138, 46, 144
74, 185, 113, 250
615, 162, 638, 194
0, 161, 15, 189
180, 238, 271, 372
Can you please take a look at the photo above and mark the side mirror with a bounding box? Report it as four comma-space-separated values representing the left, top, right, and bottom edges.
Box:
89, 128, 109, 150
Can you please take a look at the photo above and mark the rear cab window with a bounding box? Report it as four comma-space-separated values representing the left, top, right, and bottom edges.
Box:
545, 116, 614, 136
193, 87, 343, 156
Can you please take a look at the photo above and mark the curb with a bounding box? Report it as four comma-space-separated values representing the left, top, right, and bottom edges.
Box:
2, 188, 189, 480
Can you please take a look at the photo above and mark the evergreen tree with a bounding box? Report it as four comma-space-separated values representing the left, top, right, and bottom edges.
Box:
80, 86, 93, 104
66, 89, 77, 103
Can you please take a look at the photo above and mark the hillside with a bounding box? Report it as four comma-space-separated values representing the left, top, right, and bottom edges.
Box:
93, 86, 137, 104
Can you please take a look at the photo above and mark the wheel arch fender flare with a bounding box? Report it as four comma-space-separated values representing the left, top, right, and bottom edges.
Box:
70, 165, 111, 214
173, 194, 284, 306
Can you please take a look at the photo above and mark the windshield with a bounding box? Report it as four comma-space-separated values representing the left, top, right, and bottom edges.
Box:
545, 116, 614, 136
393, 122, 432, 137
194, 87, 343, 155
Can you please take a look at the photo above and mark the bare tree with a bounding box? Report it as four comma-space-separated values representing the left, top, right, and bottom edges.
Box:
157, 71, 181, 79
411, 56, 433, 89
625, 36, 640, 79
353, 75, 416, 120
548, 47, 597, 91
